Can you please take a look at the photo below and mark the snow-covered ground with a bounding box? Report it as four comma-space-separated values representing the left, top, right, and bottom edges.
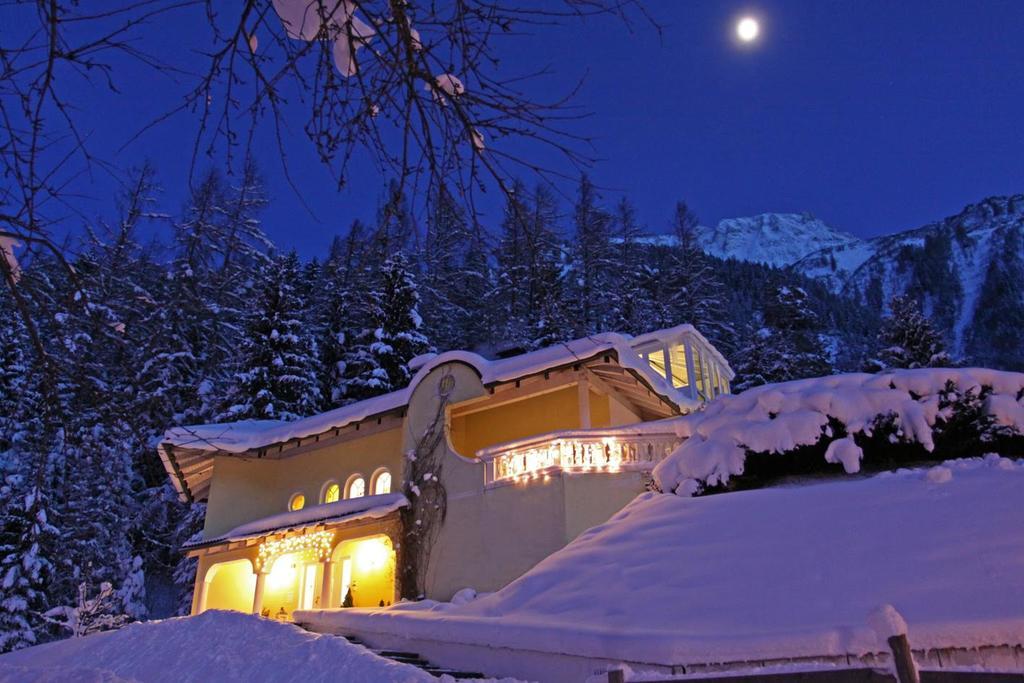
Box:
0, 611, 453, 682
301, 455, 1024, 671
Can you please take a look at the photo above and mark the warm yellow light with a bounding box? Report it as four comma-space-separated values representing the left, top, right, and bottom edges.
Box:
373, 471, 392, 495
289, 493, 305, 511
266, 553, 299, 590
736, 17, 759, 42
324, 483, 340, 504
355, 537, 390, 571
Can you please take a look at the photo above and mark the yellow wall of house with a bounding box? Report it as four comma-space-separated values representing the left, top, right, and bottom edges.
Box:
449, 386, 582, 457
404, 362, 652, 600
203, 426, 405, 538
204, 558, 256, 613
589, 389, 610, 426
191, 359, 658, 609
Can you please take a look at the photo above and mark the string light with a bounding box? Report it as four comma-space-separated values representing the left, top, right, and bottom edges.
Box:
492, 434, 681, 484
256, 530, 335, 572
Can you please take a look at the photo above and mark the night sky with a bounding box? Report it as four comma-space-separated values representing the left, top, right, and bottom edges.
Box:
37, 1, 1024, 256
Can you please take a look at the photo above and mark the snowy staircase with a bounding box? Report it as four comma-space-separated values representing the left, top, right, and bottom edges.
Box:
341, 635, 487, 679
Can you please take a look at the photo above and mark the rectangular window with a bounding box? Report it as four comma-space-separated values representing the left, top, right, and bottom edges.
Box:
668, 344, 689, 389
646, 350, 668, 380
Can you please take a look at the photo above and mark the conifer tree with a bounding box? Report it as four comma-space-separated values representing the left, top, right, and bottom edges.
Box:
317, 225, 370, 408
0, 476, 58, 653
346, 254, 431, 400
868, 295, 952, 370
421, 188, 480, 351
608, 198, 647, 335
570, 174, 614, 336
733, 284, 833, 391
666, 201, 731, 347
226, 252, 321, 421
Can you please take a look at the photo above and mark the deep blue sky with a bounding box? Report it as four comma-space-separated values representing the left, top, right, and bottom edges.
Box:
28, 1, 1024, 256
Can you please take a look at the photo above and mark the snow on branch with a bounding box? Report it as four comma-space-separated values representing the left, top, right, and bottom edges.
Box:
653, 368, 1024, 495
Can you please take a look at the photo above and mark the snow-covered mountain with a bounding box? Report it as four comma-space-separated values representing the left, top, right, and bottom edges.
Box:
792, 196, 1024, 364
693, 213, 862, 268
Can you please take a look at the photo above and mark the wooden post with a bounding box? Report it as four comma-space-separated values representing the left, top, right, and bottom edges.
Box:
607, 669, 625, 683
887, 634, 919, 683
578, 375, 592, 429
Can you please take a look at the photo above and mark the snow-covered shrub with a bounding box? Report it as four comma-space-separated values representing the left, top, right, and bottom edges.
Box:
653, 368, 1024, 495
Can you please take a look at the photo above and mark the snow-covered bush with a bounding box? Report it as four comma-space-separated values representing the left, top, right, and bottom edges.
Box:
653, 368, 1024, 495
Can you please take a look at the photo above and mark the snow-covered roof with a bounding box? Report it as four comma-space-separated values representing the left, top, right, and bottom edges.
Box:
162, 324, 728, 456
185, 493, 407, 550
298, 456, 1024, 668
163, 389, 409, 455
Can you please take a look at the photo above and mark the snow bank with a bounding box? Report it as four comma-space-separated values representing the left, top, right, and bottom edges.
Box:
300, 456, 1024, 667
0, 610, 436, 682
188, 493, 407, 548
653, 368, 1024, 495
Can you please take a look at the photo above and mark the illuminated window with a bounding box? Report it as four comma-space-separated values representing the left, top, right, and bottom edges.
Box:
372, 470, 392, 495
288, 493, 305, 511
693, 350, 706, 399
323, 482, 340, 504
645, 350, 667, 379
346, 475, 366, 499
668, 344, 689, 389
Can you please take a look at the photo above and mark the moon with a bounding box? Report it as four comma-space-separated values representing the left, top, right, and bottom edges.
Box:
736, 17, 760, 42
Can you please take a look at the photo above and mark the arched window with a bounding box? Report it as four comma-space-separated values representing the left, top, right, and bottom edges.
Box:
346, 475, 366, 499
288, 493, 306, 511
323, 482, 340, 504
372, 469, 392, 495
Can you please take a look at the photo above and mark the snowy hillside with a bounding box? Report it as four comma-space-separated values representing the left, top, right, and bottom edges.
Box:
793, 195, 1024, 364
300, 457, 1024, 669
692, 212, 862, 268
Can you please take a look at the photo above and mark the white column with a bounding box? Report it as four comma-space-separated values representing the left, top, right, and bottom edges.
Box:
577, 375, 592, 429
320, 560, 334, 609
252, 572, 267, 615
194, 576, 211, 615
684, 340, 698, 401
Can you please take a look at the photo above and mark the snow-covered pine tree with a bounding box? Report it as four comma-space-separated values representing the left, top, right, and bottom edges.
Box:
666, 201, 732, 349
733, 284, 833, 391
569, 174, 614, 336
226, 251, 321, 421
0, 301, 30, 454
316, 225, 371, 409
526, 184, 570, 349
868, 295, 952, 371
608, 197, 648, 335
0, 474, 58, 653
345, 254, 432, 401
490, 179, 533, 348
421, 188, 485, 351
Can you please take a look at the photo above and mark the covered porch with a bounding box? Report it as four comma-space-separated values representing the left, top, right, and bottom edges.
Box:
187, 493, 406, 620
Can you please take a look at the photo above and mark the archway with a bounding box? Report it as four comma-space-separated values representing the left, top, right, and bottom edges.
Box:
328, 534, 397, 609
200, 559, 256, 614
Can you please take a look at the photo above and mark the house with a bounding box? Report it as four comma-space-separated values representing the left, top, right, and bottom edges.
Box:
160, 325, 734, 620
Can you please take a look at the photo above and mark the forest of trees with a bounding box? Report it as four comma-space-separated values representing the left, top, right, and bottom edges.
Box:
0, 164, 945, 652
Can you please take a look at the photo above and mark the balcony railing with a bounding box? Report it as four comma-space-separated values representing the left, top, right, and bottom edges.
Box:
477, 427, 682, 487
